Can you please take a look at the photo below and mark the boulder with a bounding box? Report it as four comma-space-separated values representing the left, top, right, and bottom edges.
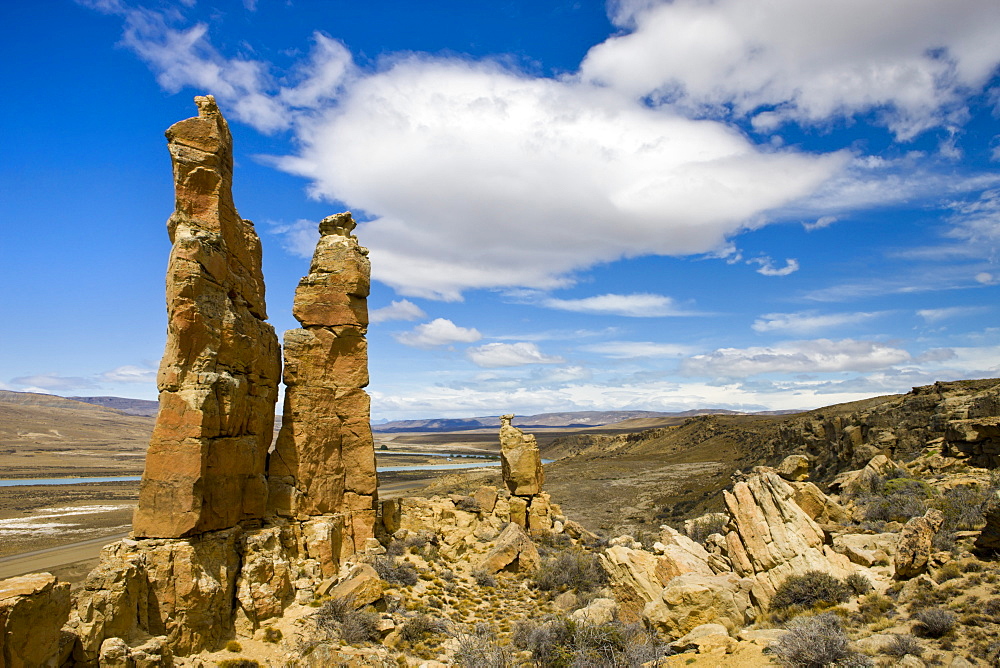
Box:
895, 509, 945, 579
477, 523, 541, 573
671, 623, 735, 654
133, 95, 281, 539
776, 455, 810, 481
569, 598, 618, 625
643, 572, 754, 638
0, 573, 71, 668
790, 482, 850, 524
327, 564, 384, 608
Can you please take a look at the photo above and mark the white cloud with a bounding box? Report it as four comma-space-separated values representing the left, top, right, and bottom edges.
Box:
541, 293, 697, 317
580, 341, 694, 359
752, 311, 885, 334
278, 59, 844, 299
99, 365, 157, 383
584, 0, 1000, 139
466, 342, 565, 368
804, 216, 838, 232
976, 272, 997, 284
393, 318, 481, 348
681, 339, 911, 378
749, 257, 799, 277
10, 374, 99, 391
369, 300, 427, 324
917, 306, 990, 322
269, 219, 320, 258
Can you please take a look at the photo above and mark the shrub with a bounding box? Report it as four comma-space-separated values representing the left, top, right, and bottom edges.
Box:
260, 626, 282, 643
225, 640, 242, 652
532, 549, 607, 593
884, 634, 922, 658
454, 624, 511, 668
686, 514, 728, 545
912, 608, 956, 638
857, 593, 895, 624
855, 477, 931, 524
217, 661, 261, 668
472, 568, 496, 587
770, 571, 851, 612
401, 614, 448, 643
512, 617, 668, 668
340, 607, 381, 644
373, 556, 419, 586
845, 573, 873, 596
771, 613, 869, 668
933, 562, 962, 584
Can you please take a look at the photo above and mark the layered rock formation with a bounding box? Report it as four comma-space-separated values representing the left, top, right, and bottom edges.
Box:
133, 95, 281, 538
267, 213, 378, 557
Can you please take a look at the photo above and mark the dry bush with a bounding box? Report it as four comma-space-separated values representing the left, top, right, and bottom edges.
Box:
854, 477, 932, 524
217, 661, 261, 668
933, 562, 962, 584
512, 616, 668, 668
770, 571, 851, 613
912, 607, 956, 638
454, 624, 511, 668
372, 556, 419, 586
770, 613, 870, 668
340, 608, 381, 644
314, 597, 381, 644
532, 549, 607, 593
686, 515, 728, 545
856, 593, 895, 624
845, 573, 873, 596
884, 634, 922, 658
472, 568, 496, 587
401, 613, 449, 643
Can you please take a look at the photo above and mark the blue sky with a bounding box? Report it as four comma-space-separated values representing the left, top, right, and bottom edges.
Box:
1, 0, 998, 420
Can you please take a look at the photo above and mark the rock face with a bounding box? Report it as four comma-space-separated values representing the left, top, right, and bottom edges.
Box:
499, 414, 544, 496
267, 212, 378, 557
0, 573, 71, 668
133, 95, 281, 538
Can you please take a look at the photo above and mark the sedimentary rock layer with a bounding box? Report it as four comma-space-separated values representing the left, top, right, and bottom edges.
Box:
267, 213, 378, 556
133, 96, 281, 538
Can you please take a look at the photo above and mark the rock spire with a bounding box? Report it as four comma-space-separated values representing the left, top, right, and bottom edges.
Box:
499, 414, 544, 496
132, 95, 281, 538
267, 212, 379, 557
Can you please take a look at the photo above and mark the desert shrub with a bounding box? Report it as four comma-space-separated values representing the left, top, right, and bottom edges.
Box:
454, 624, 511, 668
372, 556, 419, 586
771, 613, 869, 668
225, 640, 242, 652
401, 613, 448, 643
857, 593, 895, 624
686, 515, 728, 545
454, 495, 481, 513
884, 634, 922, 658
260, 626, 282, 643
845, 573, 873, 596
912, 608, 956, 638
472, 568, 496, 587
512, 617, 668, 668
855, 477, 932, 524
933, 562, 962, 584
440, 568, 455, 581
314, 597, 381, 644
532, 549, 607, 593
983, 597, 1000, 617
217, 661, 261, 668
770, 571, 851, 613
933, 484, 992, 531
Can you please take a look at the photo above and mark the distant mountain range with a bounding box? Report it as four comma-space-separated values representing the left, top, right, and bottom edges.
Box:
68, 396, 160, 417
372, 408, 802, 432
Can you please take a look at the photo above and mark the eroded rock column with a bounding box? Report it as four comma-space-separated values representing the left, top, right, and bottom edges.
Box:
499, 414, 554, 535
133, 95, 281, 538
267, 212, 378, 557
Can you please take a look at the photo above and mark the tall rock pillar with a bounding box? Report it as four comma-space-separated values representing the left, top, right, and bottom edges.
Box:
133, 96, 281, 538
267, 212, 379, 557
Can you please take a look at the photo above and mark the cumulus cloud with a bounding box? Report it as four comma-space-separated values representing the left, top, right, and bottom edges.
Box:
370, 299, 427, 324
541, 293, 697, 317
681, 339, 911, 377
749, 257, 799, 277
466, 342, 565, 368
393, 319, 481, 349
584, 0, 1000, 139
99, 365, 157, 383
752, 311, 885, 334
580, 341, 694, 358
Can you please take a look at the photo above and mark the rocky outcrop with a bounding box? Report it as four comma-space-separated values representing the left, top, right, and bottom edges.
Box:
643, 572, 755, 638
722, 469, 852, 607
894, 509, 945, 579
133, 95, 281, 539
0, 573, 71, 668
974, 489, 1000, 552
499, 414, 544, 496
267, 212, 378, 557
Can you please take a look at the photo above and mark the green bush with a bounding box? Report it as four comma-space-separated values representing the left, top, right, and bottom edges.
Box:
770, 571, 851, 613
771, 613, 870, 668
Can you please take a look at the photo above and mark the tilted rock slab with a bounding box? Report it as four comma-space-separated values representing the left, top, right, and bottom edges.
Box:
894, 508, 944, 579
133, 95, 281, 538
499, 414, 544, 496
722, 469, 852, 607
267, 212, 378, 557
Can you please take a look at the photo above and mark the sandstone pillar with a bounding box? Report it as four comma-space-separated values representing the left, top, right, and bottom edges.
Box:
133, 96, 281, 538
499, 414, 544, 496
267, 212, 378, 557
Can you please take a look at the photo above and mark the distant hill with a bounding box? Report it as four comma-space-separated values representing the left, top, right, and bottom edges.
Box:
372, 408, 797, 432
68, 395, 159, 417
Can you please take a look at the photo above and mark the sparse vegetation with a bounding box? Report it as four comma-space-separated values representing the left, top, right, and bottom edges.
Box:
225, 640, 242, 652
472, 568, 497, 587
314, 597, 382, 644
771, 613, 869, 668
884, 634, 922, 658
373, 556, 419, 586
845, 573, 873, 596
770, 571, 851, 614
512, 616, 668, 668
912, 608, 956, 638
532, 548, 606, 593
454, 624, 512, 668
685, 514, 728, 545
260, 626, 282, 643
401, 613, 448, 643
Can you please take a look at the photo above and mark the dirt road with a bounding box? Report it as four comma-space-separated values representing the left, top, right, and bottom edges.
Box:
0, 532, 128, 581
